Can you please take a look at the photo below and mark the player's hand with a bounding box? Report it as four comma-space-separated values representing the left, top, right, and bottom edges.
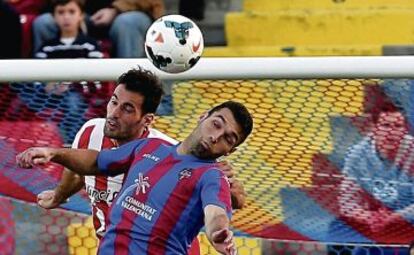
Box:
16, 147, 55, 168
37, 190, 63, 209
211, 229, 236, 255
218, 161, 235, 181
230, 179, 246, 209
218, 161, 246, 209
91, 8, 117, 26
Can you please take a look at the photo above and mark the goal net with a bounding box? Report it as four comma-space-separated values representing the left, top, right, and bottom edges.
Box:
0, 59, 413, 255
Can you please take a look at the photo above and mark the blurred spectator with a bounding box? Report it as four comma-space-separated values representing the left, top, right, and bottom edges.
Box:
155, 81, 173, 116
329, 107, 414, 255
6, 0, 47, 15
0, 1, 22, 58
33, 0, 164, 58
5, 0, 48, 58
15, 0, 105, 143
179, 0, 205, 20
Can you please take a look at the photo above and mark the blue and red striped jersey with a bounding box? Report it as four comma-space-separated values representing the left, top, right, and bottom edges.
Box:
96, 138, 232, 255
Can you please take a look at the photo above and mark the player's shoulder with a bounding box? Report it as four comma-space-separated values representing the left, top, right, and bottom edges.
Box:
196, 162, 223, 176
198, 164, 230, 185
345, 135, 371, 155
148, 128, 178, 145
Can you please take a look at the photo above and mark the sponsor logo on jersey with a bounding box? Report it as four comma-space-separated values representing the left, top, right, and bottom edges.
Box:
86, 185, 119, 204
121, 196, 157, 221
143, 153, 160, 162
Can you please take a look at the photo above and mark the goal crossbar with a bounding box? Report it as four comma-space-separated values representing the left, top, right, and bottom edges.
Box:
1, 56, 414, 82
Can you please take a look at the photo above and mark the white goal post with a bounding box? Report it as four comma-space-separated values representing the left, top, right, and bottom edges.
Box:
1, 56, 414, 82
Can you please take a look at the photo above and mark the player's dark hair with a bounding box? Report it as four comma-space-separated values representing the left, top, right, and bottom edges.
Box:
363, 86, 406, 124
52, 0, 85, 13
372, 104, 405, 124
207, 101, 253, 146
117, 67, 164, 114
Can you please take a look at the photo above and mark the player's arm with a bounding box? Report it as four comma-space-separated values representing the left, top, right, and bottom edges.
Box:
38, 122, 90, 209
17, 140, 142, 175
339, 177, 370, 221
204, 205, 235, 255
201, 169, 235, 254
56, 170, 84, 200
218, 161, 246, 209
17, 147, 101, 175
37, 169, 84, 209
230, 179, 245, 209
339, 149, 381, 223
339, 163, 367, 221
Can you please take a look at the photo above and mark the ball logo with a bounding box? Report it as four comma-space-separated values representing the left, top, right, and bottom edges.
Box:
164, 20, 193, 44
192, 39, 201, 53
154, 33, 164, 43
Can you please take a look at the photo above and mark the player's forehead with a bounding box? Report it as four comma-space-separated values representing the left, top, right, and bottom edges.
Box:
378, 111, 404, 122
112, 84, 144, 107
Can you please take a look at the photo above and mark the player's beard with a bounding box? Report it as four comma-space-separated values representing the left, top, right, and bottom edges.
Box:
104, 119, 138, 143
189, 138, 220, 160
190, 142, 210, 159
187, 125, 220, 160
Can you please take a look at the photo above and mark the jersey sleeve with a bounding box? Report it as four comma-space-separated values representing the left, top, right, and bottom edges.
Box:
200, 168, 232, 219
97, 139, 145, 176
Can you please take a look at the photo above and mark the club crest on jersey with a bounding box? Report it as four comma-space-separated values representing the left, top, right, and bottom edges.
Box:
135, 173, 150, 195
179, 168, 193, 180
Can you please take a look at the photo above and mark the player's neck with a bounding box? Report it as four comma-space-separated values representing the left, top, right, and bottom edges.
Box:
176, 140, 191, 155
112, 137, 132, 147
112, 128, 149, 147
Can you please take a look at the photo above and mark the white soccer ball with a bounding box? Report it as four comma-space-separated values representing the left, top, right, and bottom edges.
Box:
145, 15, 204, 73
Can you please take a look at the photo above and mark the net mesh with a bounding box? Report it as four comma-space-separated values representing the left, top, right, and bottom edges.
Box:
0, 78, 413, 254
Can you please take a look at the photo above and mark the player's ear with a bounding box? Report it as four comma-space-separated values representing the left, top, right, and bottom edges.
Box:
143, 113, 155, 127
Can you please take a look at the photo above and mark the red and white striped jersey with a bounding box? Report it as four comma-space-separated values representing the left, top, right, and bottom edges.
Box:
72, 118, 177, 237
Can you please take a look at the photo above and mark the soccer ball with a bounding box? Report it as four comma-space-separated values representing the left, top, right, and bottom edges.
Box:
145, 15, 204, 73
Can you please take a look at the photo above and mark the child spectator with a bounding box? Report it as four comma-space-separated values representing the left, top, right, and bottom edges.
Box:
14, 0, 105, 144
33, 0, 164, 58
35, 0, 103, 59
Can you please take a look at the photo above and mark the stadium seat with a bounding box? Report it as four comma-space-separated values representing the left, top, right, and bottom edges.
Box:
206, 0, 414, 57
20, 14, 36, 58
